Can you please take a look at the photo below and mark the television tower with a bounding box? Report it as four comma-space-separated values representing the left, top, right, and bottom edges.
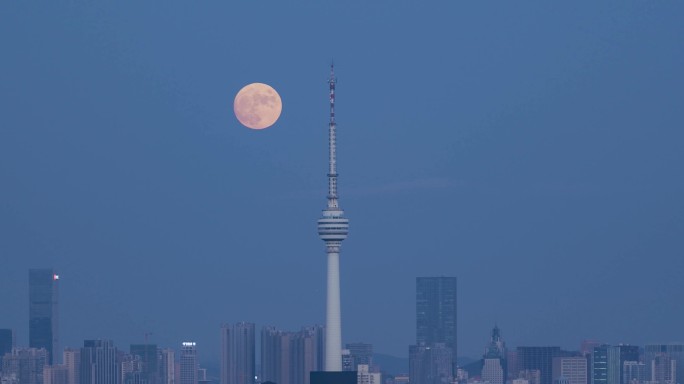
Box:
317, 64, 350, 371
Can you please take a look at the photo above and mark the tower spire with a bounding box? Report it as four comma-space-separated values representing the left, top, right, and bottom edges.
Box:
318, 63, 350, 372
327, 63, 339, 209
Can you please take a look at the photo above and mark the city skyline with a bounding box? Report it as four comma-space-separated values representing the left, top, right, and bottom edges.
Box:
4, 300, 684, 384
1, 0, 683, 364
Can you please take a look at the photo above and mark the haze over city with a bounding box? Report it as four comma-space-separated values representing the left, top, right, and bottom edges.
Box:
1, 0, 683, 371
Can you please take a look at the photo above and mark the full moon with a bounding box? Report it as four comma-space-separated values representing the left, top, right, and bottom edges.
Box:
233, 83, 282, 130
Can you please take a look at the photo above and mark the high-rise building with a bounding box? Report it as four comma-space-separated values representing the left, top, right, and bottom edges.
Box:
341, 350, 353, 372
261, 326, 325, 384
44, 365, 69, 384
130, 344, 159, 384
345, 343, 373, 370
29, 268, 59, 364
221, 323, 255, 384
607, 346, 639, 384
158, 349, 175, 384
413, 276, 457, 378
261, 326, 283, 384
63, 348, 80, 384
317, 64, 350, 372
357, 364, 381, 384
650, 354, 676, 384
121, 354, 145, 384
179, 342, 198, 384
592, 345, 608, 384
221, 325, 232, 384
580, 341, 600, 384
622, 361, 645, 384
80, 339, 119, 384
517, 347, 563, 384
508, 351, 519, 381
518, 369, 542, 384
409, 343, 454, 384
591, 345, 639, 384
0, 329, 14, 359
644, 344, 684, 384
292, 327, 323, 384
2, 347, 49, 384
482, 326, 507, 384
552, 357, 587, 384
482, 359, 505, 384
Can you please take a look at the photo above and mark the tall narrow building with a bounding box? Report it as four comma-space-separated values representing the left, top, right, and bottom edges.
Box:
0, 329, 14, 357
63, 348, 81, 384
413, 276, 458, 376
130, 344, 159, 384
180, 342, 198, 384
221, 322, 255, 384
80, 340, 119, 384
261, 325, 324, 384
317, 64, 350, 372
158, 348, 175, 384
29, 268, 59, 364
482, 326, 507, 384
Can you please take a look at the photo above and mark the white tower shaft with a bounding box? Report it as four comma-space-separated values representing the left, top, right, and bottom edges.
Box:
325, 251, 341, 371
317, 64, 349, 372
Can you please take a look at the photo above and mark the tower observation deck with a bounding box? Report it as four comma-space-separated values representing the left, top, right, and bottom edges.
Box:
317, 64, 349, 371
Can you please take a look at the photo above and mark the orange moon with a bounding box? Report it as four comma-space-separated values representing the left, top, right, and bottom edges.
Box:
233, 83, 282, 130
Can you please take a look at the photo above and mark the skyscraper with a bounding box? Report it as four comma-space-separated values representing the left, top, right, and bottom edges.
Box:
29, 268, 59, 364
44, 364, 69, 384
622, 361, 645, 384
261, 325, 324, 384
221, 323, 255, 384
80, 339, 119, 384
591, 345, 639, 384
606, 345, 639, 384
158, 348, 175, 384
414, 277, 457, 374
130, 344, 159, 384
317, 64, 350, 372
552, 356, 588, 384
180, 342, 198, 384
644, 344, 684, 384
517, 347, 563, 384
409, 343, 454, 384
592, 345, 608, 384
0, 329, 14, 358
63, 348, 81, 384
482, 326, 507, 384
345, 343, 373, 370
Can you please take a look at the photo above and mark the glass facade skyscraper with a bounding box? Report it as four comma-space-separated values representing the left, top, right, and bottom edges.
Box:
0, 329, 14, 357
517, 346, 562, 384
416, 277, 457, 361
29, 268, 58, 364
410, 277, 458, 384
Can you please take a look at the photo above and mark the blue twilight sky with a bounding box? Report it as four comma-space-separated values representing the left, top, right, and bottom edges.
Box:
1, 1, 683, 362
